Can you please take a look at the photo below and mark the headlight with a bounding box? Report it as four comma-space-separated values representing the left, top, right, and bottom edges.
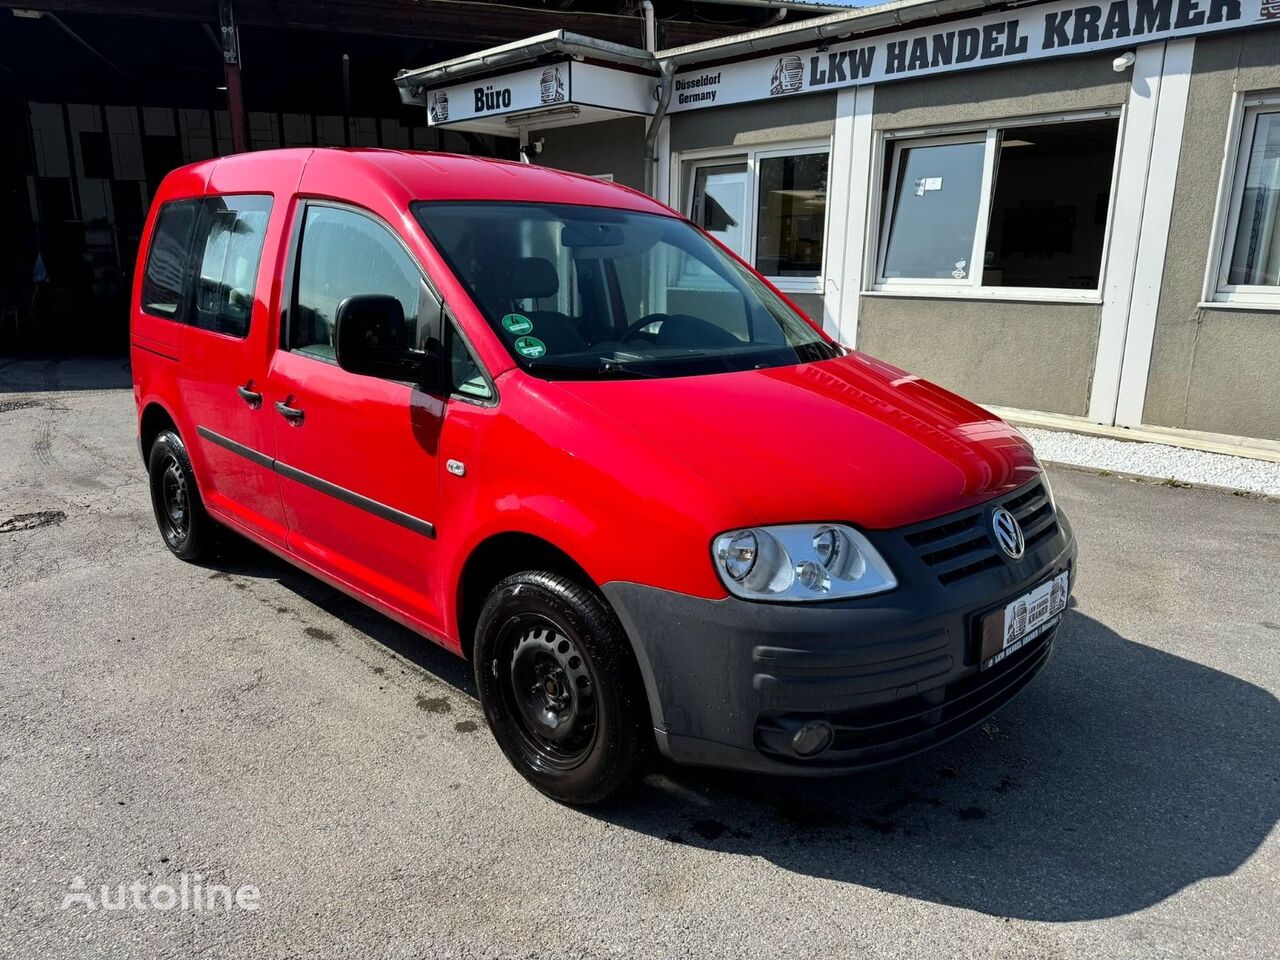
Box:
1033, 456, 1057, 512
711, 523, 897, 602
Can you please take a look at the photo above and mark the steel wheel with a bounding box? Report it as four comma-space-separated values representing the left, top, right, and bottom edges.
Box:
159, 454, 189, 542
500, 616, 598, 770
147, 428, 215, 562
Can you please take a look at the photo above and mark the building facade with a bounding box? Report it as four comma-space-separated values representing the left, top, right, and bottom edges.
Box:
398, 0, 1280, 455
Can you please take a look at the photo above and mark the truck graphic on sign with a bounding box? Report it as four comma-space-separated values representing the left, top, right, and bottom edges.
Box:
770, 55, 804, 95
429, 90, 449, 123
540, 66, 566, 104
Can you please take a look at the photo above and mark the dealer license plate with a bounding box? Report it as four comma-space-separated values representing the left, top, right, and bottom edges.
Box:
979, 571, 1069, 670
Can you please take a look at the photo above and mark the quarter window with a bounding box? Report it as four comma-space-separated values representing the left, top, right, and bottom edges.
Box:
1210, 95, 1280, 306
449, 324, 494, 401
685, 145, 829, 292
290, 204, 436, 363
141, 195, 272, 336
876, 116, 1120, 294
191, 195, 272, 337
141, 200, 200, 319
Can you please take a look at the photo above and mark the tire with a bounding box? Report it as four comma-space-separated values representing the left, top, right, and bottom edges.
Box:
474, 571, 650, 805
147, 428, 215, 562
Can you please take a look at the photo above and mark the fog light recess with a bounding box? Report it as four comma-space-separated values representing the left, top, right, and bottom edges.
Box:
791, 720, 834, 757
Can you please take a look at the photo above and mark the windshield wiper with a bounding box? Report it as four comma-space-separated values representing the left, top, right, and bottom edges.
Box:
525, 358, 657, 380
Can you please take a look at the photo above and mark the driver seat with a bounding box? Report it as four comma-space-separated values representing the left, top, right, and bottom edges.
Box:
500, 257, 587, 354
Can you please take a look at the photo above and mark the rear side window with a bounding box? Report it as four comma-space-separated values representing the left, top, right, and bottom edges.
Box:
289, 204, 436, 363
140, 194, 272, 338
141, 200, 199, 319
191, 195, 272, 338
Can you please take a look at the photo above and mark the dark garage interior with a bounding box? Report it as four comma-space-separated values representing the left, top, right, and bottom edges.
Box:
0, 0, 796, 355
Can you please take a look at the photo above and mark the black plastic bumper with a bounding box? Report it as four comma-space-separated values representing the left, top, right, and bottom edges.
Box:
602, 483, 1077, 775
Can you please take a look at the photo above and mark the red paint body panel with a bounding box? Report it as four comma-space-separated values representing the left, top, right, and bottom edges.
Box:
131, 148, 1040, 653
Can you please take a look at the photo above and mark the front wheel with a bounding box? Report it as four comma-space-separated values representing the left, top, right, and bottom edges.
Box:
474, 571, 650, 805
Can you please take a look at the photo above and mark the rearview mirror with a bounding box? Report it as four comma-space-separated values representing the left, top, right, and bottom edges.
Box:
334, 294, 445, 393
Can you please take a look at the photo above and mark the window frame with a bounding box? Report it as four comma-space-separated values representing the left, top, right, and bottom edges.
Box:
1204, 91, 1280, 310
868, 109, 1124, 304
676, 139, 832, 295
280, 198, 497, 404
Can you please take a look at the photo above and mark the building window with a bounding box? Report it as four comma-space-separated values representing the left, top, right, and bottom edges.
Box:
1210, 94, 1280, 307
875, 114, 1120, 297
685, 143, 829, 292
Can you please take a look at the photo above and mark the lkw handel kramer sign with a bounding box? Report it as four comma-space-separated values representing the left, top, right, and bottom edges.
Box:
669, 0, 1273, 111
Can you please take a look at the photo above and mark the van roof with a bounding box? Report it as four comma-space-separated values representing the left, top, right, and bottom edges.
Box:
166, 147, 671, 216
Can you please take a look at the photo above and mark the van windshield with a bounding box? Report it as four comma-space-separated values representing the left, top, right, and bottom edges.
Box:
412, 201, 839, 380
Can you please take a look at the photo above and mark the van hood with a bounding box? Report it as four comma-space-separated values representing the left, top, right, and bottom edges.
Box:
547, 352, 1040, 530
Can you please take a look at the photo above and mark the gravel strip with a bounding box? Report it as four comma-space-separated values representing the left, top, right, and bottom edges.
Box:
1020, 426, 1280, 497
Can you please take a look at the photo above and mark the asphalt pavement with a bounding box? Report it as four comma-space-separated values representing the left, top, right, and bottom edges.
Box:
1, 357, 1278, 959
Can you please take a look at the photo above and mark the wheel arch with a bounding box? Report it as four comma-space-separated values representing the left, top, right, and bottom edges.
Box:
138, 400, 180, 464
455, 531, 595, 663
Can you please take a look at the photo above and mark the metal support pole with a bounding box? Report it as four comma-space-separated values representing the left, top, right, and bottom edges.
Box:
219, 0, 248, 153
342, 53, 352, 146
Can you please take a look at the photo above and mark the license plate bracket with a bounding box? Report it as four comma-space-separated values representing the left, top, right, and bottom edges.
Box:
978, 571, 1069, 670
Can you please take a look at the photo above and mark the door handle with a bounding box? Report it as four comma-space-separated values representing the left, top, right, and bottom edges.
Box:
236, 384, 263, 408
275, 399, 304, 425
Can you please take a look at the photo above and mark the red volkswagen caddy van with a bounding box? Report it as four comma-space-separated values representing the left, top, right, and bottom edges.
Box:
131, 148, 1075, 804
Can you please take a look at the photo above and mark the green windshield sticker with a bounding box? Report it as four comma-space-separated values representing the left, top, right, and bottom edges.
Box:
514, 336, 546, 359
502, 313, 534, 335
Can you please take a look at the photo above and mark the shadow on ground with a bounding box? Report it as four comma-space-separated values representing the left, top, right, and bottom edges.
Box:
213, 541, 1280, 923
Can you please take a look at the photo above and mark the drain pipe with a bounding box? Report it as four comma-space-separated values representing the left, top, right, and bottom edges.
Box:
643, 58, 675, 199
640, 0, 657, 53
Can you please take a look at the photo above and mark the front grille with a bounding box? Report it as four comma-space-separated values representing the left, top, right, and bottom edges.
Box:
905, 480, 1059, 586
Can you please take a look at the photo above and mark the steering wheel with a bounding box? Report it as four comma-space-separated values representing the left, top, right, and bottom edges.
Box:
620, 313, 671, 343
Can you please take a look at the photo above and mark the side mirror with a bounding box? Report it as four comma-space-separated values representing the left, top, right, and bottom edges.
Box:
334, 294, 445, 393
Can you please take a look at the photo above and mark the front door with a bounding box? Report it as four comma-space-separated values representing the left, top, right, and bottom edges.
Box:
267, 200, 446, 629
178, 157, 302, 547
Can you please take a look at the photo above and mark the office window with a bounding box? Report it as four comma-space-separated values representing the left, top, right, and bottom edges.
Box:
877, 115, 1120, 294
1211, 96, 1280, 306
881, 138, 986, 282
191, 195, 272, 338
291, 204, 433, 363
691, 162, 749, 258
141, 199, 199, 319
686, 144, 829, 291
756, 153, 828, 277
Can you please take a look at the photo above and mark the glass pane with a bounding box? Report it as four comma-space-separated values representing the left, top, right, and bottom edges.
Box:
293, 206, 422, 362
982, 118, 1119, 289
882, 140, 985, 281
449, 326, 493, 400
141, 200, 199, 319
755, 153, 828, 277
1227, 110, 1280, 287
691, 162, 748, 258
415, 201, 838, 381
192, 195, 272, 337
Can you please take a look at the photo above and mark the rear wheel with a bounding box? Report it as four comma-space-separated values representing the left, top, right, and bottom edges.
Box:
474, 571, 650, 805
147, 429, 215, 562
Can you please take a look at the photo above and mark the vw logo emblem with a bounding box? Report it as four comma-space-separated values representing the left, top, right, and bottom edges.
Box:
991, 507, 1025, 559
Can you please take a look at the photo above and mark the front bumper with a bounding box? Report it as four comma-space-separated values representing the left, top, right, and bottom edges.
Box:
602, 478, 1077, 775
